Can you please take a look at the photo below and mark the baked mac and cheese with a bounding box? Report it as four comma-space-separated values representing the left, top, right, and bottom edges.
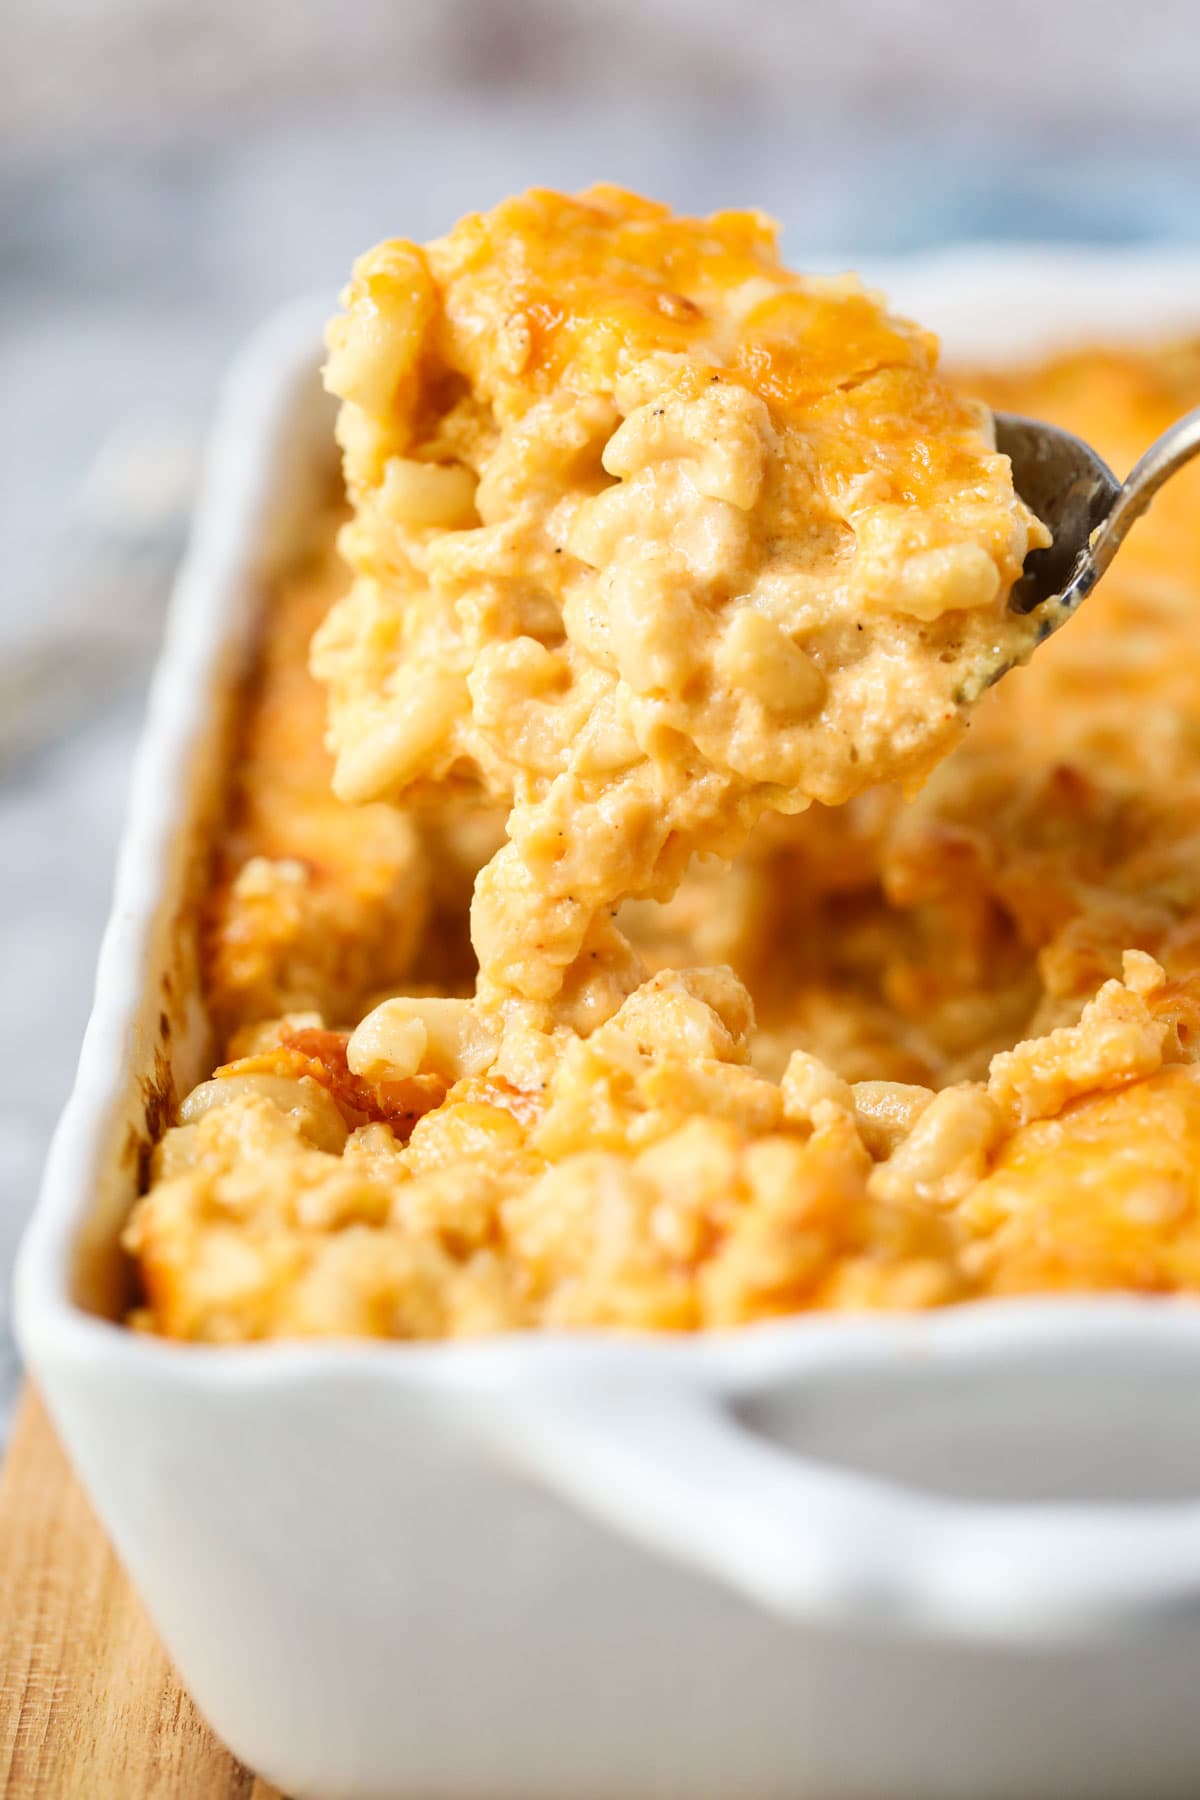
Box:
124, 192, 1200, 1341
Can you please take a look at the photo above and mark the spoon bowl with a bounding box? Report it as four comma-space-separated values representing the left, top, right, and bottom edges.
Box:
995, 414, 1120, 618
995, 401, 1200, 646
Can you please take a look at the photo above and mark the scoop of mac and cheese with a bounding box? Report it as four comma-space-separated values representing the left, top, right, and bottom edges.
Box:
314, 186, 1046, 1006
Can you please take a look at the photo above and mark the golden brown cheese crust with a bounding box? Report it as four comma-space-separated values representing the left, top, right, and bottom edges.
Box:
127, 955, 1200, 1339
314, 186, 1043, 1004
126, 219, 1200, 1342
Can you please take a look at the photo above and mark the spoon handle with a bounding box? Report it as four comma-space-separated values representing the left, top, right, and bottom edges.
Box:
1089, 403, 1200, 585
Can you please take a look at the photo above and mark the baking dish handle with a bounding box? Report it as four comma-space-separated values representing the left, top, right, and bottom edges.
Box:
501, 1375, 1200, 1644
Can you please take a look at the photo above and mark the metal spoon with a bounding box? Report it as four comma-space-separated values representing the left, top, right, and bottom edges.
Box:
957, 402, 1200, 700
997, 401, 1200, 624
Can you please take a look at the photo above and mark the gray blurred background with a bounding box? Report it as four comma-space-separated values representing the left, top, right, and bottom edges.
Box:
2, 0, 1200, 1423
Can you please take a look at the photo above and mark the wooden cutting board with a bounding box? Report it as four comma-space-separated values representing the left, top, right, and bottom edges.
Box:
0, 1388, 283, 1799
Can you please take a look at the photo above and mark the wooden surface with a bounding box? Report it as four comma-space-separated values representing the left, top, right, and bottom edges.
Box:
0, 1388, 283, 1799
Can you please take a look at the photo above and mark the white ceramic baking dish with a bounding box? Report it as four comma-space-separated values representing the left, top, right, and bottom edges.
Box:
17, 249, 1200, 1800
